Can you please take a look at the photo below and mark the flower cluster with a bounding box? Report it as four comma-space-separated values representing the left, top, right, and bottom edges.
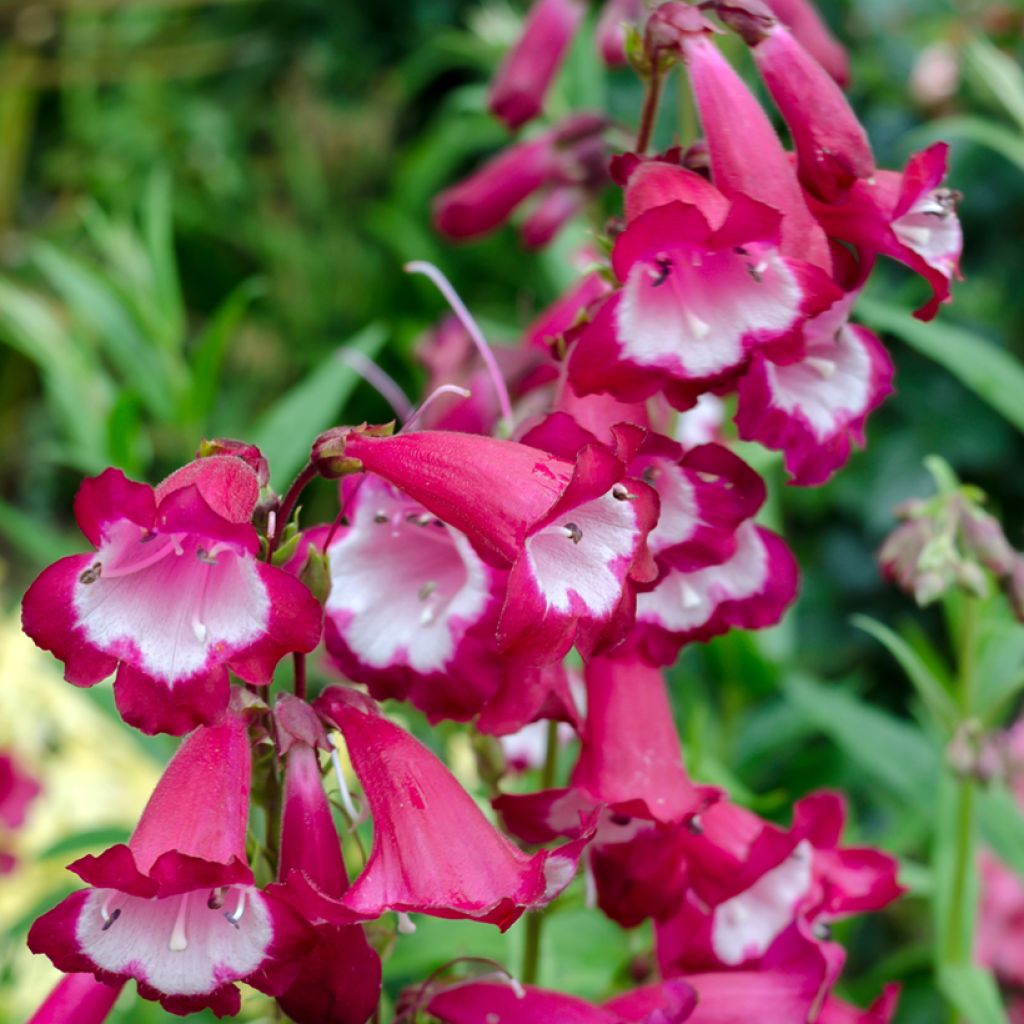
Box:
19, 0, 963, 1021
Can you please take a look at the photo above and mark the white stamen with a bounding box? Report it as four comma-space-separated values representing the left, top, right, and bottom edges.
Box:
419, 603, 437, 626
753, 261, 768, 275
681, 583, 702, 609
224, 888, 247, 927
331, 744, 362, 823
402, 384, 472, 433
683, 306, 711, 341
192, 616, 208, 643
418, 580, 438, 601
96, 537, 178, 579
100, 893, 118, 923
338, 347, 414, 422
805, 356, 837, 380
267, 509, 278, 542
397, 911, 417, 935
584, 853, 597, 910
404, 261, 514, 432
171, 535, 184, 556
169, 894, 190, 951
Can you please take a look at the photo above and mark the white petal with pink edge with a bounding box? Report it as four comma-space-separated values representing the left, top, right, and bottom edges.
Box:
637, 520, 768, 632
642, 459, 699, 554
617, 245, 802, 378
525, 491, 638, 616
892, 191, 961, 277
77, 886, 271, 996
711, 841, 813, 965
73, 521, 269, 683
326, 484, 491, 673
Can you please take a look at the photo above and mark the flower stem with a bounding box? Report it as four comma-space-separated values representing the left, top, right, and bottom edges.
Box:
521, 719, 560, 986
267, 461, 318, 561
636, 65, 664, 155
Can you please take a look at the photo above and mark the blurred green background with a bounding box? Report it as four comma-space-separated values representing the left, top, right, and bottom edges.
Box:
0, 0, 1023, 1021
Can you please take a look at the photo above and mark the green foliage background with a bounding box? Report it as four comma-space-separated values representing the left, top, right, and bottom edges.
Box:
1, 0, 1023, 1021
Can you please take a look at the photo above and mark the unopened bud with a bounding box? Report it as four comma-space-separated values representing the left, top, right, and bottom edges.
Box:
298, 545, 332, 607
644, 2, 714, 59
713, 0, 776, 45
311, 422, 394, 479
953, 558, 989, 600
960, 507, 1016, 576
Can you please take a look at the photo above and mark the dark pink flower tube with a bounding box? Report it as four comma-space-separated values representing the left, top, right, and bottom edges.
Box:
21, 457, 322, 735
28, 711, 312, 1017
434, 137, 554, 240
818, 987, 901, 1023
489, 0, 586, 129
26, 974, 125, 1024
272, 708, 382, 1024
743, 18, 874, 201
763, 0, 849, 85
317, 687, 589, 930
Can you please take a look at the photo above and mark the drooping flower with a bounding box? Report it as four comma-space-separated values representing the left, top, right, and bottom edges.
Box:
26, 974, 125, 1024
761, 0, 849, 85
808, 143, 962, 320
488, 0, 587, 130
28, 710, 312, 1017
271, 696, 382, 1024
735, 291, 894, 486
316, 686, 590, 930
313, 424, 659, 664
21, 457, 322, 734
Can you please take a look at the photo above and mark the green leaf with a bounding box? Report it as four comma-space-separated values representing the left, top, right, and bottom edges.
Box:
141, 170, 185, 350
852, 614, 958, 731
965, 35, 1024, 133
974, 618, 1024, 721
938, 964, 1010, 1024
933, 774, 979, 967
186, 276, 265, 424
857, 295, 1024, 436
978, 784, 1024, 878
780, 672, 939, 804
250, 323, 387, 489
0, 498, 77, 566
912, 115, 1024, 173
38, 826, 131, 860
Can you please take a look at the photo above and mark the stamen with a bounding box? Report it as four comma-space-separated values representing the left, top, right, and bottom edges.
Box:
101, 908, 121, 931
79, 562, 103, 585
746, 263, 763, 284
169, 894, 190, 951
681, 583, 702, 610
331, 744, 362, 823
171, 536, 184, 556
583, 852, 597, 910
418, 581, 438, 601
805, 356, 837, 380
402, 384, 472, 433
649, 256, 672, 287
407, 512, 433, 527
611, 483, 634, 501
683, 306, 711, 341
97, 536, 180, 579
338, 347, 414, 422
397, 911, 417, 935
562, 522, 583, 544
405, 261, 514, 432
224, 889, 246, 928
207, 887, 227, 910
686, 814, 704, 835
267, 509, 278, 544
373, 510, 389, 524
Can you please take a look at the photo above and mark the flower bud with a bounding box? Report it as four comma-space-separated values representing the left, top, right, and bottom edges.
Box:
198, 437, 270, 488
310, 423, 394, 480
960, 506, 1016, 577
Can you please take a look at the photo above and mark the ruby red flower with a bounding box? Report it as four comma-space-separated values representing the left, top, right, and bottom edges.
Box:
21, 457, 322, 734
26, 975, 125, 1024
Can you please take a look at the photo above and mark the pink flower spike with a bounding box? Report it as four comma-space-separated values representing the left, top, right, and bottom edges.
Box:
317, 687, 589, 930
763, 0, 849, 85
748, 20, 874, 201
818, 986, 901, 1023
433, 136, 554, 240
678, 28, 833, 270
21, 463, 322, 735
28, 713, 313, 1017
488, 0, 587, 129
27, 974, 125, 1024
736, 293, 895, 486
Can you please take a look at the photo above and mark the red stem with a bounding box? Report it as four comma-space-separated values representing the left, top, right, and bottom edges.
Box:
292, 652, 307, 701
267, 461, 317, 561
636, 66, 664, 154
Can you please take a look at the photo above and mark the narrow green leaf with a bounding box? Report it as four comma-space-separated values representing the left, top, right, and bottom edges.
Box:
187, 276, 265, 424
857, 295, 1024, 436
38, 826, 131, 860
780, 672, 939, 804
938, 964, 1010, 1024
974, 619, 1024, 721
965, 35, 1024, 133
912, 115, 1024, 173
250, 324, 388, 489
0, 499, 77, 566
141, 169, 185, 349
30, 241, 177, 420
978, 784, 1024, 878
852, 614, 958, 731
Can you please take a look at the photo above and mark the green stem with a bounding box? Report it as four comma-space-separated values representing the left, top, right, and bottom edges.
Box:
521, 720, 560, 985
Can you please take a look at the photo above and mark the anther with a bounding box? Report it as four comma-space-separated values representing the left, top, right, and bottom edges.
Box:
224, 889, 246, 928
611, 484, 634, 501
746, 263, 763, 283
649, 256, 672, 288
207, 888, 226, 910
609, 812, 631, 826
101, 908, 121, 931
562, 523, 583, 544
373, 511, 389, 524
407, 513, 433, 527
805, 356, 837, 380
686, 814, 704, 835
812, 920, 832, 941
196, 547, 219, 565
79, 562, 103, 585
418, 581, 438, 601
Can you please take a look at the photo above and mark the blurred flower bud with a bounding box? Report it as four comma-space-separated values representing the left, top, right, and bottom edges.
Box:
909, 42, 960, 108
961, 506, 1016, 576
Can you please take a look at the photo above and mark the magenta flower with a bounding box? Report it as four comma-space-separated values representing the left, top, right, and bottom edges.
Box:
28, 711, 312, 1017
762, 0, 849, 85
488, 0, 586, 129
567, 167, 841, 403
21, 456, 322, 734
428, 979, 696, 1024
26, 975, 124, 1024
818, 986, 901, 1023
271, 698, 382, 1024
735, 291, 895, 485
808, 142, 962, 320
315, 425, 658, 664
317, 687, 589, 930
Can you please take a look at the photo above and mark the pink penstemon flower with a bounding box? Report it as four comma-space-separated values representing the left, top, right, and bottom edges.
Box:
21, 453, 322, 734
